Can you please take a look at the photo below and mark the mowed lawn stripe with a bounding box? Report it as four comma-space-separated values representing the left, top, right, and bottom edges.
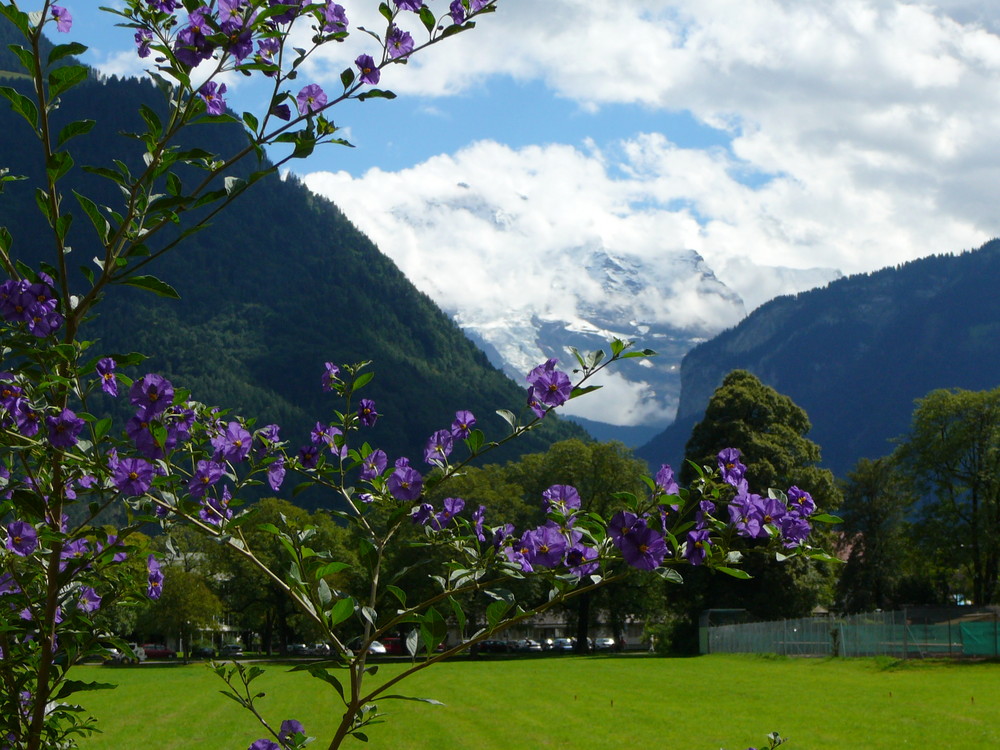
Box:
78, 654, 1000, 749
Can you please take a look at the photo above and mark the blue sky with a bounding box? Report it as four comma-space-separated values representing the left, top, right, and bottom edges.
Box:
40, 1, 1000, 425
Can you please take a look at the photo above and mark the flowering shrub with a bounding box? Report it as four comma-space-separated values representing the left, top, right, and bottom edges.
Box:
0, 2, 837, 748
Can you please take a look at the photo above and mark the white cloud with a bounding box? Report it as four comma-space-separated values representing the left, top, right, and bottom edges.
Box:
301, 1, 999, 281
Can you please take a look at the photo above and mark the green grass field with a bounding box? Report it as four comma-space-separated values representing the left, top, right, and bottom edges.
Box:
76, 653, 1000, 749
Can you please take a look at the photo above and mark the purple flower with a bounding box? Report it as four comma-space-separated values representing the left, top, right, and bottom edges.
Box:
189, 460, 225, 497
0, 573, 21, 596
299, 444, 320, 469
717, 447, 746, 487
270, 102, 291, 121
249, 740, 280, 750
199, 81, 228, 116
212, 421, 252, 463
388, 465, 422, 501
424, 429, 453, 466
410, 502, 434, 525
173, 7, 215, 67
113, 457, 154, 496
542, 484, 581, 513
787, 486, 816, 517
654, 464, 679, 496
565, 543, 599, 577
135, 28, 153, 58
46, 408, 85, 449
760, 496, 787, 526
149, 0, 181, 11
296, 84, 327, 115
472, 504, 486, 542
357, 399, 379, 427
728, 493, 764, 539
147, 554, 164, 599
6, 521, 38, 556
504, 541, 534, 573
684, 528, 711, 566
267, 457, 286, 491
395, 0, 423, 9
13, 400, 40, 437
51, 5, 72, 32
387, 26, 414, 59
360, 449, 387, 481
617, 525, 667, 571
779, 515, 811, 548
607, 510, 644, 546
322, 3, 348, 32
321, 362, 340, 392
278, 720, 305, 742
200, 487, 233, 526
449, 0, 467, 23
130, 374, 174, 416
526, 524, 567, 568
355, 54, 380, 85
432, 497, 465, 530
526, 358, 572, 411
267, 0, 301, 24
94, 357, 118, 397
450, 410, 476, 439
78, 586, 102, 614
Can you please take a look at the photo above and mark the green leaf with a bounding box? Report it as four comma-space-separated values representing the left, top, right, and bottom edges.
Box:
312, 669, 347, 702
378, 2, 393, 22
441, 20, 474, 39
716, 566, 752, 579
495, 409, 517, 429
54, 213, 72, 242
53, 680, 116, 701
570, 385, 602, 399
46, 151, 74, 182
48, 64, 88, 99
357, 88, 397, 102
340, 67, 355, 89
49, 41, 88, 65
328, 597, 354, 627
352, 371, 375, 391
8, 44, 37, 77
386, 585, 407, 607
120, 275, 180, 299
0, 86, 39, 131
485, 600, 511, 630
811, 513, 843, 524
381, 694, 444, 706
139, 103, 162, 138
0, 5, 31, 37
73, 190, 111, 243
314, 561, 352, 579
57, 119, 95, 147
418, 5, 436, 33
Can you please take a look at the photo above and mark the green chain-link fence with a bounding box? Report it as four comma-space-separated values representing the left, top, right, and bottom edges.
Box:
702, 607, 1000, 658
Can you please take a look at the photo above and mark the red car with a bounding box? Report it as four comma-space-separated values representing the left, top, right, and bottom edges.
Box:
141, 643, 176, 659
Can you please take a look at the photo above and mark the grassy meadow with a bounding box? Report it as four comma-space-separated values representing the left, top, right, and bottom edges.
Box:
77, 653, 1000, 749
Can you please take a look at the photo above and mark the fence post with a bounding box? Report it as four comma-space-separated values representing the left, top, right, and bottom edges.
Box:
902, 608, 908, 659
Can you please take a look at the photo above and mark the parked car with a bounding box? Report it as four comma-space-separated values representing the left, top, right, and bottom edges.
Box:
308, 642, 331, 657
346, 638, 386, 655
108, 643, 146, 665
477, 639, 511, 654
287, 643, 310, 656
220, 643, 245, 657
141, 643, 176, 659
380, 636, 406, 655
550, 637, 575, 653
191, 644, 216, 659
594, 637, 615, 651
514, 638, 543, 652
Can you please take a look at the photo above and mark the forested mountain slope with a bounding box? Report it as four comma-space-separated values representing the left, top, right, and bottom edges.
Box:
638, 240, 1000, 476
